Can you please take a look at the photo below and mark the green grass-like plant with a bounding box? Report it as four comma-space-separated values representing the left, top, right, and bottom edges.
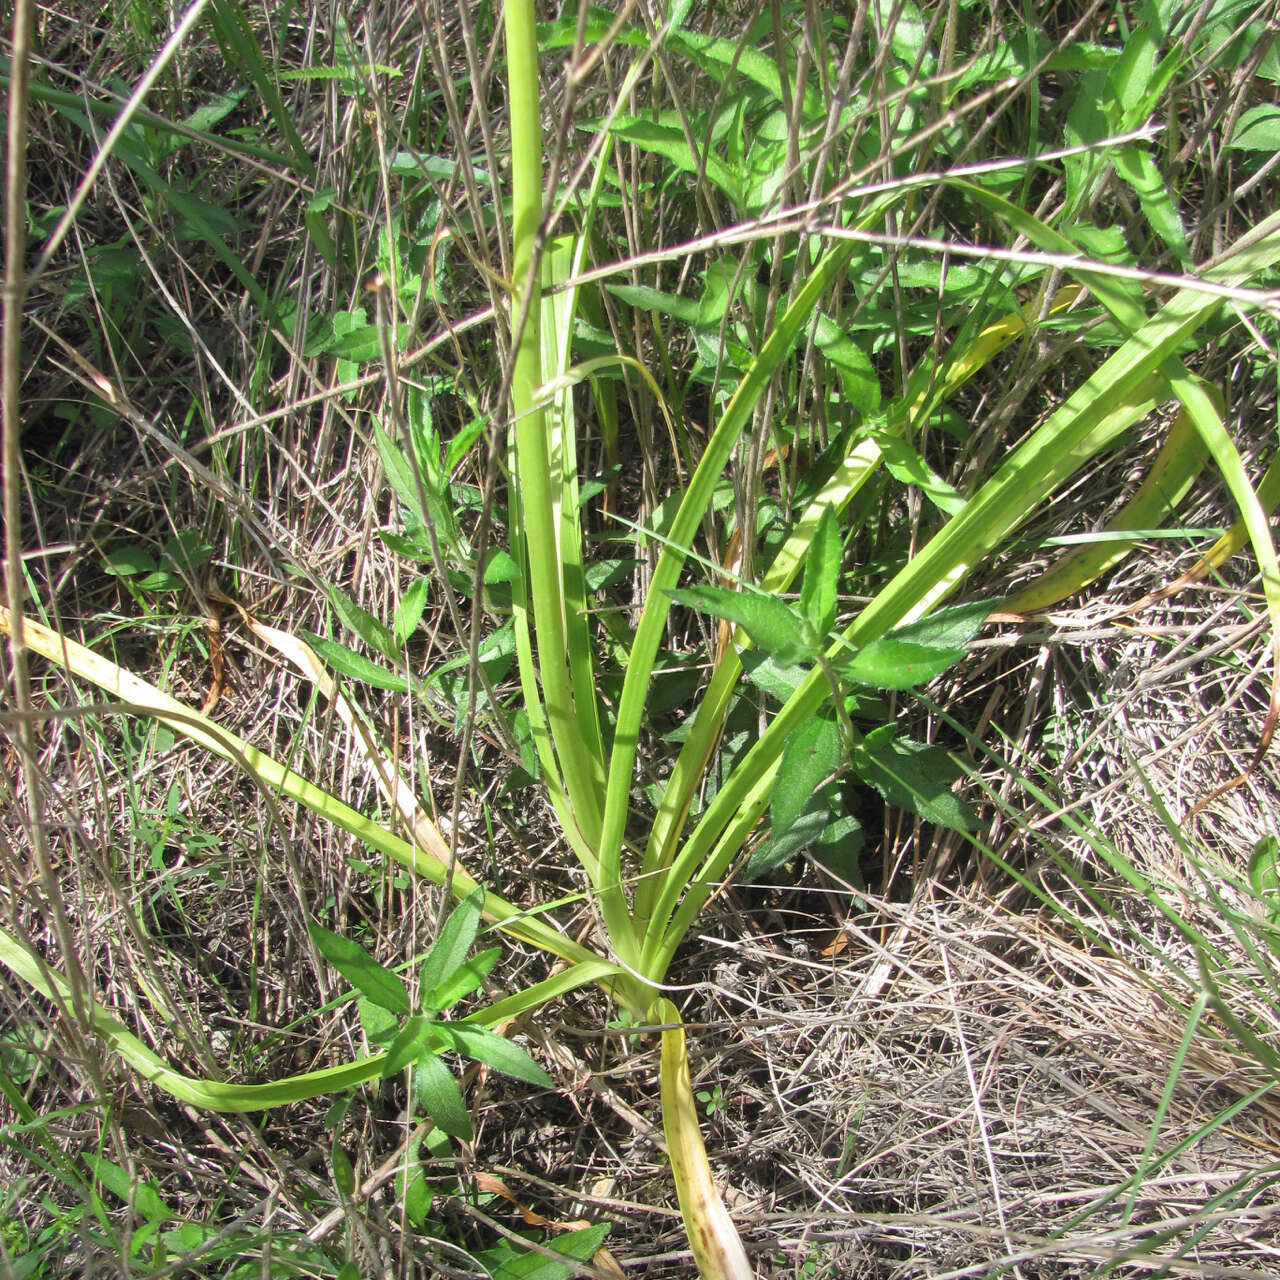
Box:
5, 2, 1280, 1275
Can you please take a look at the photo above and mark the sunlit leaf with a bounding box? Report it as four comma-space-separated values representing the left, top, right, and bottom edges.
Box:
667, 584, 814, 665
412, 1052, 472, 1140
438, 1023, 553, 1088
308, 923, 410, 1015
420, 888, 485, 1002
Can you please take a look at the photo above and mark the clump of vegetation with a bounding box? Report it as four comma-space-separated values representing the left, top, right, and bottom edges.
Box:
3, 1, 1280, 1276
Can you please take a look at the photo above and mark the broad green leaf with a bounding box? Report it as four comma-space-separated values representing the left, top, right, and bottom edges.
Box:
372, 421, 424, 515
393, 576, 431, 648
133, 1182, 172, 1223
855, 731, 976, 833
399, 1161, 432, 1230
357, 995, 399, 1046
839, 638, 967, 690
477, 1223, 610, 1280
1228, 104, 1280, 151
484, 549, 522, 584
880, 600, 991, 651
606, 282, 702, 324
301, 633, 412, 692
103, 547, 157, 576
327, 585, 399, 662
813, 315, 880, 413
330, 1145, 355, 1197
809, 812, 867, 888
160, 531, 213, 573
696, 257, 745, 329
428, 946, 501, 1011
135, 571, 183, 593
438, 1023, 554, 1088
872, 431, 965, 516
324, 321, 391, 363
383, 1015, 440, 1078
445, 414, 488, 475
773, 716, 843, 838
800, 506, 840, 637
605, 116, 739, 203
747, 781, 863, 881
420, 888, 485, 1000
412, 1052, 472, 1140
308, 923, 411, 1015
1248, 836, 1280, 898
1113, 145, 1191, 266
836, 600, 987, 688
87, 1156, 138, 1204
740, 649, 807, 702
181, 86, 247, 135
667, 584, 814, 665
386, 151, 490, 184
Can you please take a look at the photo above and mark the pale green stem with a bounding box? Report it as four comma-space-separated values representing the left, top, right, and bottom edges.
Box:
503, 0, 631, 958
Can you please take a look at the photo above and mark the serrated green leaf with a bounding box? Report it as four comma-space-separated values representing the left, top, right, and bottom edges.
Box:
855, 734, 976, 833
667, 584, 814, 665
412, 1052, 472, 1140
383, 1015, 440, 1078
887, 600, 991, 650
837, 601, 988, 689
419, 888, 484, 1001
302, 633, 412, 692
428, 946, 501, 1011
438, 1024, 553, 1087
839, 638, 968, 689
308, 922, 411, 1015
484, 549, 522, 584
327, 585, 399, 662
740, 649, 807, 702
394, 576, 431, 647
800, 505, 840, 637
773, 716, 843, 837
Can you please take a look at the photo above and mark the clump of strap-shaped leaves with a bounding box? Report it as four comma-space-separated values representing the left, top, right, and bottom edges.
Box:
7, 4, 1280, 1277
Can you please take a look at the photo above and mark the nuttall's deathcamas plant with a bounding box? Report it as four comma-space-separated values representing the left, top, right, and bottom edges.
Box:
6, 2, 1280, 1276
